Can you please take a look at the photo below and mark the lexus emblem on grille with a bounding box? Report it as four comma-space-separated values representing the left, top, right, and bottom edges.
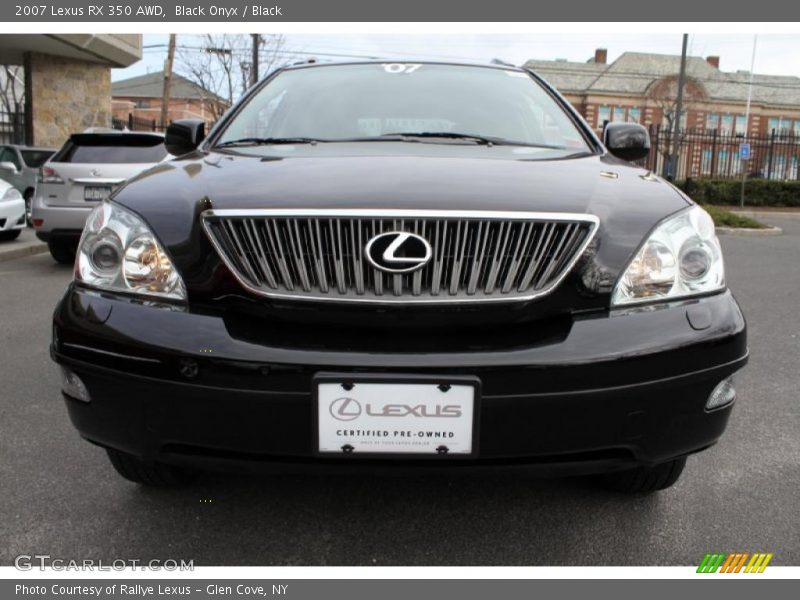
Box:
365, 231, 432, 273
330, 397, 362, 421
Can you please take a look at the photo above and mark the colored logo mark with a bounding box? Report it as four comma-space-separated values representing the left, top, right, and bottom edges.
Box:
697, 552, 773, 573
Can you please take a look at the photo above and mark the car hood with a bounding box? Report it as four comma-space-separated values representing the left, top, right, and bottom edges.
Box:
113, 149, 691, 309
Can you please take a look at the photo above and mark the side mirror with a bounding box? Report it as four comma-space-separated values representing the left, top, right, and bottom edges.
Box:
603, 123, 650, 162
165, 119, 206, 156
0, 161, 18, 173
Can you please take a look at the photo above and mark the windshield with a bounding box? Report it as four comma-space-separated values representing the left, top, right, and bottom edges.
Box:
215, 63, 591, 151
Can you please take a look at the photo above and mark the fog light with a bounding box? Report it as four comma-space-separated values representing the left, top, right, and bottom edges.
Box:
60, 367, 91, 403
706, 377, 736, 410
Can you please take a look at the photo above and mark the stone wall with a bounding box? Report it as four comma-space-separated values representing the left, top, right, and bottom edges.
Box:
24, 52, 111, 148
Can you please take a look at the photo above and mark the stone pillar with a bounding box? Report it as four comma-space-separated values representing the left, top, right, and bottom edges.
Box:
23, 52, 111, 148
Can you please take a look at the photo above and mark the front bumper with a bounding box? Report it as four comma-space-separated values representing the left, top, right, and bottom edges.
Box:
52, 285, 748, 475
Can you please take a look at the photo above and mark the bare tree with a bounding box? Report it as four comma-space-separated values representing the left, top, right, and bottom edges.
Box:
644, 75, 707, 166
176, 34, 288, 122
646, 76, 705, 131
0, 65, 25, 114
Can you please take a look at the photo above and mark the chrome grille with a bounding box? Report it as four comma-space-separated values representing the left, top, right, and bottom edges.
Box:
202, 209, 598, 304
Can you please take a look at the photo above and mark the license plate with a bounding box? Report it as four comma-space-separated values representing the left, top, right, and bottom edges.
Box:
84, 186, 112, 202
315, 375, 479, 457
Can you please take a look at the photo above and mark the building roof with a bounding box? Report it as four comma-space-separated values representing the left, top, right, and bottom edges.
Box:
112, 71, 224, 103
525, 51, 800, 108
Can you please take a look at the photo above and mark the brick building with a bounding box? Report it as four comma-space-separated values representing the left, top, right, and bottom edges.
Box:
525, 49, 800, 137
525, 49, 800, 179
112, 71, 227, 130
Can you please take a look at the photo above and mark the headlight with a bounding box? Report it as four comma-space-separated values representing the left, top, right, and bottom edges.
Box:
2, 186, 22, 200
612, 205, 724, 306
76, 202, 187, 301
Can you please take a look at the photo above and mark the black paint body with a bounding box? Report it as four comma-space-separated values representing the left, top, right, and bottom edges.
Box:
51, 63, 748, 475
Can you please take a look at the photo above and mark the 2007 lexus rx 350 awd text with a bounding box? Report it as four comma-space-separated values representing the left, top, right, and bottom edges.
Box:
51, 61, 747, 492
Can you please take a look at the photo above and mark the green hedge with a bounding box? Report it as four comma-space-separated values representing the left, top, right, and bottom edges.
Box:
702, 205, 767, 229
678, 178, 800, 207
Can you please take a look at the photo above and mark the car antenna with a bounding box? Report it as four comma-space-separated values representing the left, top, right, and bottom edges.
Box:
490, 58, 516, 67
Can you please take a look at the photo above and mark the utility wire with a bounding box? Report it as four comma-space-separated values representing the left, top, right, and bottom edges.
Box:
141, 44, 800, 91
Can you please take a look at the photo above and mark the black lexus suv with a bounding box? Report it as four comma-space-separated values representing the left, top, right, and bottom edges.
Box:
52, 61, 747, 492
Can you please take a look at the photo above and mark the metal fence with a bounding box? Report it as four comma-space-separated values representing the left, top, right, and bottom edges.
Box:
111, 113, 166, 133
0, 105, 26, 145
645, 125, 800, 182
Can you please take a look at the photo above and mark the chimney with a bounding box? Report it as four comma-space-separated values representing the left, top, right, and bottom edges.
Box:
706, 55, 720, 69
594, 48, 608, 64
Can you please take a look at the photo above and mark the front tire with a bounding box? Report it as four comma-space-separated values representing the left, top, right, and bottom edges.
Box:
48, 240, 76, 264
598, 457, 686, 493
106, 448, 196, 487
0, 229, 21, 242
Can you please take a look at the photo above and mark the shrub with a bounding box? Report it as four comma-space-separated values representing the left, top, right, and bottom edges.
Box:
701, 205, 767, 229
678, 178, 800, 207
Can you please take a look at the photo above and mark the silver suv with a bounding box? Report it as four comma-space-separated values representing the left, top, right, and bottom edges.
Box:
0, 144, 55, 222
32, 130, 167, 263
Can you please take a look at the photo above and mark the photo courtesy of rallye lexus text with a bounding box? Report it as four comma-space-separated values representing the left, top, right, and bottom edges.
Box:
51, 60, 747, 493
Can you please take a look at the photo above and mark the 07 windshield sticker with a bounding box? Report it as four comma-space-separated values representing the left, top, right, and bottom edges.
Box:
382, 63, 423, 74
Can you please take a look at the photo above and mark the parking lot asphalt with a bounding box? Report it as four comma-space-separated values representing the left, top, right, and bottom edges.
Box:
0, 215, 797, 567
0, 227, 47, 263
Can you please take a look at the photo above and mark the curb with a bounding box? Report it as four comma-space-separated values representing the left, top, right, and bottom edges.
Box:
0, 241, 48, 263
716, 226, 782, 236
731, 210, 800, 219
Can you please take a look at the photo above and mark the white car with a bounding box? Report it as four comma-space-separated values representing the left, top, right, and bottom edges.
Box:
0, 177, 26, 241
32, 130, 168, 263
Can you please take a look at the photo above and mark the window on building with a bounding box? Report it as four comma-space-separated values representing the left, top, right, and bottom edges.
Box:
718, 149, 728, 170
627, 107, 641, 123
718, 149, 742, 176
795, 121, 800, 134
135, 99, 151, 109
663, 110, 687, 129
768, 117, 792, 133
701, 149, 712, 175
735, 114, 747, 136
706, 112, 719, 130
597, 105, 611, 128
770, 155, 787, 179
612, 107, 625, 123
720, 114, 734, 134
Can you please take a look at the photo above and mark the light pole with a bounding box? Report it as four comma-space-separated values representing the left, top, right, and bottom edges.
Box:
251, 34, 260, 86
160, 34, 176, 130
740, 35, 758, 208
667, 33, 688, 181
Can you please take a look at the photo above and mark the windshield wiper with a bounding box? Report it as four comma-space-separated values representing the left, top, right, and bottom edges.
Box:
215, 133, 571, 149
381, 132, 567, 149
215, 137, 324, 148
382, 131, 496, 145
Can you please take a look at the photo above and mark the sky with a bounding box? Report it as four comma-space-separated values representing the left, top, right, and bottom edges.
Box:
113, 33, 800, 83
